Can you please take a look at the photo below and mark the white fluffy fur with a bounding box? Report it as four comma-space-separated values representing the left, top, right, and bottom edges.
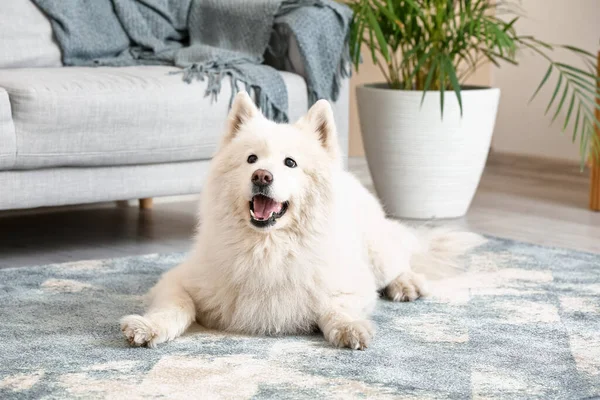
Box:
121, 92, 485, 350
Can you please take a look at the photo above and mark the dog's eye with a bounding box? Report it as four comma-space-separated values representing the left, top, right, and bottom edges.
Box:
284, 157, 297, 168
247, 154, 258, 164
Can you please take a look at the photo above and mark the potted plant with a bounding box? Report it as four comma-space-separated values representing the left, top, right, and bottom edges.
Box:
349, 0, 599, 219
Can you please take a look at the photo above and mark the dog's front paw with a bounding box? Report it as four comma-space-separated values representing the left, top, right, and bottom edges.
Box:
120, 315, 158, 348
327, 320, 374, 350
385, 271, 428, 302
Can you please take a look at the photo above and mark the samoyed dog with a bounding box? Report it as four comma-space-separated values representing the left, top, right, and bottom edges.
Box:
121, 91, 484, 350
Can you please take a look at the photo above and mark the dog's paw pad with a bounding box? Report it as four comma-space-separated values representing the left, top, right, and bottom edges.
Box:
386, 271, 428, 302
329, 320, 373, 350
120, 315, 158, 348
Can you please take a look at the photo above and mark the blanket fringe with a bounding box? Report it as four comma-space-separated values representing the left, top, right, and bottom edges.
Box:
172, 64, 288, 123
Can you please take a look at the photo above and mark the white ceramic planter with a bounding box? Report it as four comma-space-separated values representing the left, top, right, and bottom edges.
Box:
356, 84, 500, 219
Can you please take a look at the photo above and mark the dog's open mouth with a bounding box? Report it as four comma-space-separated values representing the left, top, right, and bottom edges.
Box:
249, 194, 288, 228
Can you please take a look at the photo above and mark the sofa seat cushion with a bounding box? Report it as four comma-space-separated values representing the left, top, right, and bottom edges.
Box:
0, 67, 308, 170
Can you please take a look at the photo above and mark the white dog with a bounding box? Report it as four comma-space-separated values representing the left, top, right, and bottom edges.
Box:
121, 92, 484, 350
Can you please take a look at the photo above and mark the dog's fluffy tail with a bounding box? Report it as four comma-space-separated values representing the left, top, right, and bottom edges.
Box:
409, 227, 486, 280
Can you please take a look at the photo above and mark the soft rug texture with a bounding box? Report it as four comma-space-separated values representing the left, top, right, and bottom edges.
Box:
32, 0, 352, 121
1, 237, 599, 399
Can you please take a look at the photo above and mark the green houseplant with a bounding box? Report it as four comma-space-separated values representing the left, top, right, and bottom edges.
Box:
348, 0, 600, 219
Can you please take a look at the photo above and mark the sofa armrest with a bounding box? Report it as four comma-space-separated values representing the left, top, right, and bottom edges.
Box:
331, 77, 349, 165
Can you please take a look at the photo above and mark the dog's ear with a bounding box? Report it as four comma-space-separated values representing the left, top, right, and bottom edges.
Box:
303, 99, 340, 158
221, 91, 259, 147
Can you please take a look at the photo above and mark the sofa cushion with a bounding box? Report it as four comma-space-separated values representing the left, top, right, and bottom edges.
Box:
0, 67, 308, 170
0, 0, 62, 68
0, 89, 17, 170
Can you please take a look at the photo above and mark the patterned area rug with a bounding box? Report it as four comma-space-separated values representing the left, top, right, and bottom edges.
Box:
1, 237, 599, 399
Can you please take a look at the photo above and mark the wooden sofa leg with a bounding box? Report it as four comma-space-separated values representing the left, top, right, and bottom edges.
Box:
139, 198, 153, 210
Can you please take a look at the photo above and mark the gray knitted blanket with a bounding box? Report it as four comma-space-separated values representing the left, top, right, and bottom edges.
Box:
33, 0, 352, 122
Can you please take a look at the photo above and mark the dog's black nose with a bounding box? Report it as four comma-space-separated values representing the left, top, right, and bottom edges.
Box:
252, 169, 273, 186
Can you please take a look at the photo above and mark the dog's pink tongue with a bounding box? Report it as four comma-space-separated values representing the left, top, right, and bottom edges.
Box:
253, 196, 282, 220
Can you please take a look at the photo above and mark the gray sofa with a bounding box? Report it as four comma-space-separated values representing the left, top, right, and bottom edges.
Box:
0, 0, 349, 211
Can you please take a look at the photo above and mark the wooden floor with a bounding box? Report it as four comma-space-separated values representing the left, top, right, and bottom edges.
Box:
1, 155, 599, 269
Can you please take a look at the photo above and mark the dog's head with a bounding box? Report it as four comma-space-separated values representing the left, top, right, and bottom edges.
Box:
207, 91, 341, 233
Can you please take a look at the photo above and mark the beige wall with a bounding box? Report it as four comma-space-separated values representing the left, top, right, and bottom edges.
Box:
491, 0, 600, 162
349, 54, 492, 156
348, 50, 381, 156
